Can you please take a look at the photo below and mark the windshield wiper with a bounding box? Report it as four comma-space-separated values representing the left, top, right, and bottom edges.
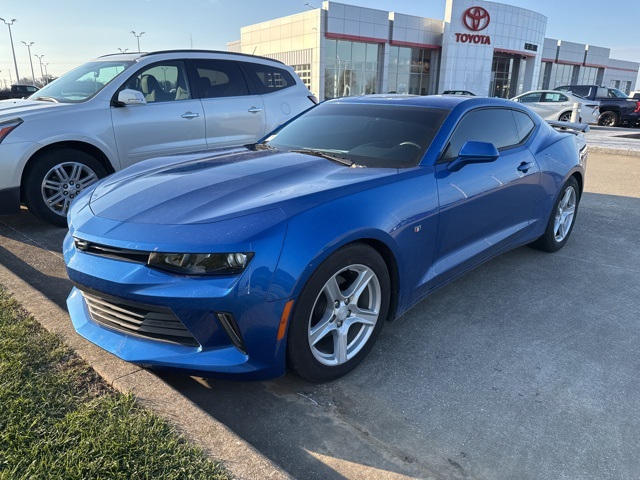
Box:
32, 96, 59, 103
289, 149, 356, 167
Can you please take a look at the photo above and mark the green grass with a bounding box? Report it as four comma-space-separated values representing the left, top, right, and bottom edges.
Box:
0, 287, 231, 480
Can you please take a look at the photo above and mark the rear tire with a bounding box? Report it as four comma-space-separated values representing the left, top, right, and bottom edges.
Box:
558, 111, 572, 122
287, 244, 390, 382
530, 177, 580, 252
23, 148, 107, 227
597, 111, 619, 127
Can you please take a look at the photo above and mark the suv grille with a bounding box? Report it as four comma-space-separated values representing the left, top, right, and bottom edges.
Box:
80, 289, 198, 346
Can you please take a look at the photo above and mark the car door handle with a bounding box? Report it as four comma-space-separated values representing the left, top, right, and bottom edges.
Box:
181, 112, 200, 119
517, 161, 535, 173
248, 107, 263, 114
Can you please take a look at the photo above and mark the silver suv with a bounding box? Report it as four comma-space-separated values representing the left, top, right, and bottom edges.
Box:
0, 50, 317, 226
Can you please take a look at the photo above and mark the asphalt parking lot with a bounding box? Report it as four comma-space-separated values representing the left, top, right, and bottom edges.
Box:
1, 146, 639, 479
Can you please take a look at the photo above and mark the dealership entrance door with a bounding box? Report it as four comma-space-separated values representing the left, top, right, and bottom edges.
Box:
490, 53, 523, 98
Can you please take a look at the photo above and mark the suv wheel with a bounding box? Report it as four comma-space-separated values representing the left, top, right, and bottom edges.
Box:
23, 148, 107, 227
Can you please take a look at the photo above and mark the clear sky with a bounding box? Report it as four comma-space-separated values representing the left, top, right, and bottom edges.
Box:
2, 0, 639, 87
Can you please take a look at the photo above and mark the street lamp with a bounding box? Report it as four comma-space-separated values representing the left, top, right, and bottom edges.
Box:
117, 47, 128, 53
21, 41, 35, 85
130, 31, 145, 52
0, 18, 19, 82
43, 63, 49, 84
34, 54, 45, 85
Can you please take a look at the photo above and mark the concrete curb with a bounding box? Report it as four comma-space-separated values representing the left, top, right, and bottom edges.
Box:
588, 145, 640, 157
0, 261, 292, 480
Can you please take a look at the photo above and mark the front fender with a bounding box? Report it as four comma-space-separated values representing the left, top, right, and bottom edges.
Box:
266, 168, 440, 317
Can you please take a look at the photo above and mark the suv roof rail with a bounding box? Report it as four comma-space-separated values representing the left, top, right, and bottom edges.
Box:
97, 49, 285, 65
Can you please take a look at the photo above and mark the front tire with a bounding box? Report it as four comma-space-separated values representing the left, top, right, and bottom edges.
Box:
530, 177, 580, 252
23, 148, 107, 227
598, 111, 619, 127
287, 244, 390, 382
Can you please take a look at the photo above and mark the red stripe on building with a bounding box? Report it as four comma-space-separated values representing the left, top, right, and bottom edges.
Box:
390, 40, 441, 50
325, 32, 387, 43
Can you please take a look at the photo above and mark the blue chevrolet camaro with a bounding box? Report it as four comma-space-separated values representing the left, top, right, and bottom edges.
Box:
64, 95, 587, 382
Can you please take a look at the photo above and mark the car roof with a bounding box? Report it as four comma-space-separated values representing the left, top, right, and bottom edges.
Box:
324, 94, 516, 110
96, 49, 285, 64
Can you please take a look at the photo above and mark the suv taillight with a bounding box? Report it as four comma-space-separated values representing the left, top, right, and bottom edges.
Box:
635, 101, 640, 113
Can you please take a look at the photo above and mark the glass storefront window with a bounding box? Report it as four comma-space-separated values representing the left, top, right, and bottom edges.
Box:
387, 46, 433, 96
324, 39, 379, 99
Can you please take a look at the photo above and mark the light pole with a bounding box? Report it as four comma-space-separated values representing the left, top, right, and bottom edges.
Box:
117, 47, 128, 53
43, 63, 49, 84
130, 31, 145, 52
34, 54, 45, 85
0, 18, 19, 82
22, 41, 35, 85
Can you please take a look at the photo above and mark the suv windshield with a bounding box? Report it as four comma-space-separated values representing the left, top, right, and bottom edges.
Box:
32, 60, 133, 103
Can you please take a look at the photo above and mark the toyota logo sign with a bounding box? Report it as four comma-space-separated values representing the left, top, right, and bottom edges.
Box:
463, 6, 490, 32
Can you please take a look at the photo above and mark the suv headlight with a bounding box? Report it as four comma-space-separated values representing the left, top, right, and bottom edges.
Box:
148, 252, 254, 275
0, 118, 23, 143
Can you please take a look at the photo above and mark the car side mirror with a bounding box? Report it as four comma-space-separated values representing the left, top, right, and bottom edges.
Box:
447, 141, 499, 172
116, 88, 147, 106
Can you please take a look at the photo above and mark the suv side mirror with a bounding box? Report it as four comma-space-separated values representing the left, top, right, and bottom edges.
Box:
447, 141, 499, 172
116, 89, 147, 106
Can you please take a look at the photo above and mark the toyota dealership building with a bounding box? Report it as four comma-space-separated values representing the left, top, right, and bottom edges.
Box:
228, 0, 639, 101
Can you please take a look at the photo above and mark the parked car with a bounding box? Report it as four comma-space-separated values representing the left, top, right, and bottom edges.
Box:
0, 50, 317, 226
64, 95, 588, 382
511, 89, 599, 124
629, 91, 640, 100
442, 90, 475, 96
0, 84, 40, 100
554, 84, 640, 127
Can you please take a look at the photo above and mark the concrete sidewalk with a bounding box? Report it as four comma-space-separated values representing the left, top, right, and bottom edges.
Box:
585, 125, 640, 156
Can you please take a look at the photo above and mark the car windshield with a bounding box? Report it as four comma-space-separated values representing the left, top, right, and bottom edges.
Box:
264, 103, 450, 168
31, 60, 134, 103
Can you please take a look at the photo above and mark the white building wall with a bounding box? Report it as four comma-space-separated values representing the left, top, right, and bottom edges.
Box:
602, 58, 640, 93
228, 0, 638, 100
440, 0, 546, 96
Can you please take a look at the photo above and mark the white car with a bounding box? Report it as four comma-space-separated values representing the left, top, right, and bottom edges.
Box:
511, 90, 599, 124
0, 50, 317, 226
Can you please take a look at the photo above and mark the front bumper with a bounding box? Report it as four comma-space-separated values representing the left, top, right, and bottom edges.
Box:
64, 213, 292, 380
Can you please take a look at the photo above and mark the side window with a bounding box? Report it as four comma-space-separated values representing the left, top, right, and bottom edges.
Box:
517, 92, 542, 103
542, 92, 565, 102
240, 62, 296, 94
194, 60, 249, 98
441, 109, 520, 161
511, 110, 535, 143
127, 62, 191, 103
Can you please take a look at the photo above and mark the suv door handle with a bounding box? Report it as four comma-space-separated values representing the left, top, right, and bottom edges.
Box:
517, 161, 535, 173
248, 107, 263, 114
181, 112, 200, 119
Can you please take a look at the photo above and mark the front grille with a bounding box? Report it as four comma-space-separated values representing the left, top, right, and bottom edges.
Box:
80, 289, 198, 346
74, 238, 148, 264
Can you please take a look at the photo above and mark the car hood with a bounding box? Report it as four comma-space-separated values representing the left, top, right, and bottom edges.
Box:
89, 148, 398, 225
0, 98, 69, 117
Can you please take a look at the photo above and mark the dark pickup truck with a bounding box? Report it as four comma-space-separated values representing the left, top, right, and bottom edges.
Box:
0, 84, 39, 100
555, 85, 640, 127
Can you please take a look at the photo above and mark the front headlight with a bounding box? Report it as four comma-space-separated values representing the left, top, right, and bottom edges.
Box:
147, 252, 254, 275
0, 118, 23, 143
